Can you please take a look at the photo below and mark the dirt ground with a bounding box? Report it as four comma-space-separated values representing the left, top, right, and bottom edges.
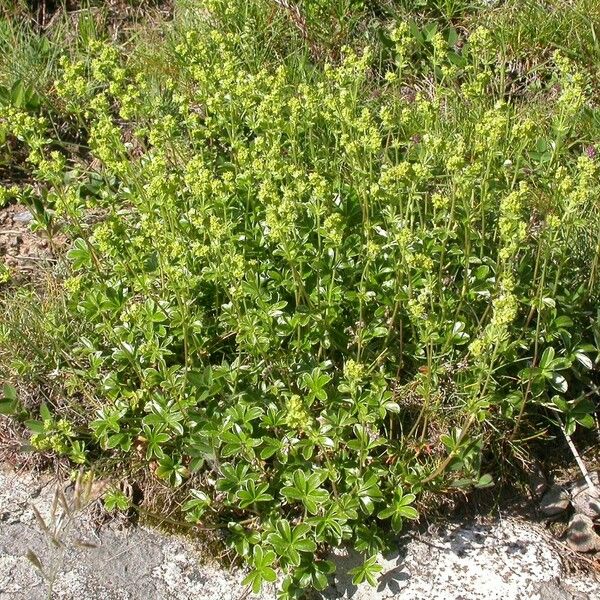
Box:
0, 204, 55, 277
0, 202, 59, 282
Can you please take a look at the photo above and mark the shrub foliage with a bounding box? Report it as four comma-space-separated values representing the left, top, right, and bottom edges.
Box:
1, 0, 599, 595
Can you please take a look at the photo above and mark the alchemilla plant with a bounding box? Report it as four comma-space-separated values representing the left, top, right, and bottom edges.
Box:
1, 0, 599, 596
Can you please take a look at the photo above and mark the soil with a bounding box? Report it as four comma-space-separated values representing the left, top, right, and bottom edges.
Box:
0, 202, 61, 283
1, 1, 174, 30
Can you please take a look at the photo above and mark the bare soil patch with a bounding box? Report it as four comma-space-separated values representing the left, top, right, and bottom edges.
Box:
0, 202, 59, 282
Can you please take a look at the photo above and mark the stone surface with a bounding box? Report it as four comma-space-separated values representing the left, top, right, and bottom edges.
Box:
12, 211, 33, 223
1, 467, 599, 599
529, 467, 548, 498
326, 520, 599, 600
566, 514, 600, 554
571, 474, 600, 520
540, 484, 571, 517
535, 581, 589, 600
0, 467, 276, 600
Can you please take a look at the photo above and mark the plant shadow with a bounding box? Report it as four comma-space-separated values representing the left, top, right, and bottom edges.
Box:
319, 543, 411, 599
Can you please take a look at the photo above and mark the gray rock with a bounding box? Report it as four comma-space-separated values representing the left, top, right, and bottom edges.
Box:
13, 211, 33, 223
536, 580, 590, 600
2, 467, 600, 599
566, 514, 600, 553
530, 467, 548, 498
540, 484, 571, 516
571, 474, 600, 519
536, 581, 576, 600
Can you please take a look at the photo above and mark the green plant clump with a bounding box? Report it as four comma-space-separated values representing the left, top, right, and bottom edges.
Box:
1, 0, 599, 596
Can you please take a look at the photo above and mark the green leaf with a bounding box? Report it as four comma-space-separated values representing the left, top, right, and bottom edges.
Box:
39, 402, 52, 422
554, 316, 573, 329
260, 436, 282, 460
0, 401, 17, 415
377, 488, 418, 532
349, 555, 382, 586
540, 347, 555, 370
475, 474, 494, 489
67, 238, 92, 269
156, 455, 187, 486
0, 385, 18, 415
266, 519, 315, 567
106, 433, 132, 451
182, 489, 211, 522
549, 373, 568, 393
2, 384, 17, 402
25, 420, 44, 434
236, 480, 273, 508
295, 559, 335, 591
551, 395, 568, 412
574, 351, 593, 370
104, 489, 130, 512
242, 545, 277, 594
10, 79, 25, 108
281, 469, 328, 515
300, 367, 332, 405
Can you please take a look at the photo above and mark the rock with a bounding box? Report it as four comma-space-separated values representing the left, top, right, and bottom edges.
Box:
571, 473, 600, 519
540, 484, 570, 517
529, 467, 548, 498
536, 580, 590, 600
566, 514, 600, 553
327, 518, 600, 600
536, 581, 575, 600
13, 211, 33, 223
2, 467, 600, 600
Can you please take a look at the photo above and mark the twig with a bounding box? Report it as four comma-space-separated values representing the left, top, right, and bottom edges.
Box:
237, 585, 252, 600
270, 0, 322, 60
546, 534, 600, 571
14, 255, 58, 263
271, 0, 308, 40
556, 413, 597, 492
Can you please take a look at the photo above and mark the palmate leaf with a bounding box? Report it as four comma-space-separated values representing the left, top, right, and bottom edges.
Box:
106, 432, 132, 452
242, 545, 277, 594
260, 436, 282, 459
67, 238, 92, 269
236, 480, 273, 508
220, 424, 261, 458
266, 520, 316, 567
217, 463, 260, 501
295, 559, 336, 591
281, 470, 329, 515
377, 488, 418, 533
182, 489, 211, 522
155, 455, 187, 486
356, 473, 383, 516
142, 400, 185, 435
226, 403, 264, 428
349, 555, 382, 586
141, 424, 169, 460
300, 367, 331, 405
